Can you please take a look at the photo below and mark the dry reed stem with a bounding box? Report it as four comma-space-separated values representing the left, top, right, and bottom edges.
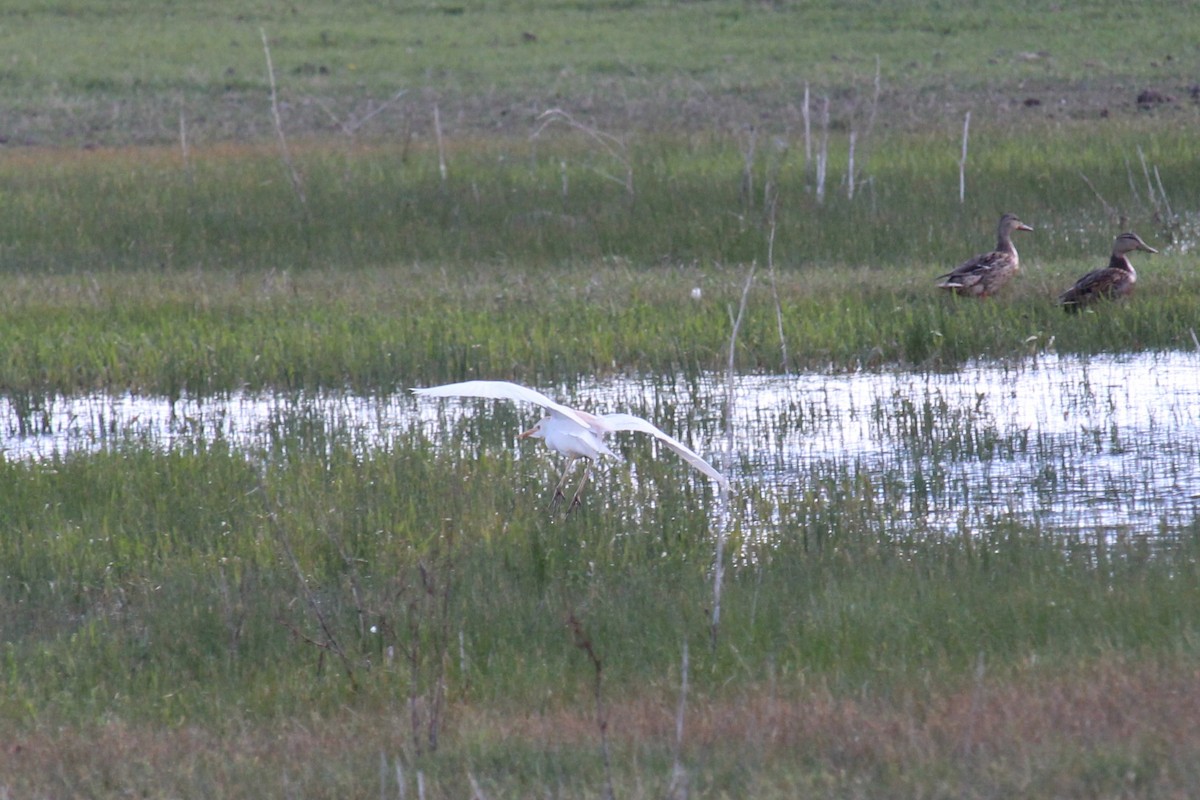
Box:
713, 262, 756, 648
959, 110, 971, 204
434, 104, 448, 183
815, 97, 829, 203
260, 28, 306, 206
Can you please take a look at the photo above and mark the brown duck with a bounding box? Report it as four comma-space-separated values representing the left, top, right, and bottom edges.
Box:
936, 213, 1034, 297
1058, 232, 1157, 312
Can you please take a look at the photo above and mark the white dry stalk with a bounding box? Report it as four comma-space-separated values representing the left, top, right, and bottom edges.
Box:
763, 136, 788, 211
434, 104, 448, 183
178, 99, 192, 183
802, 82, 811, 167
847, 55, 881, 197
740, 125, 758, 211
765, 196, 789, 375
1153, 164, 1174, 221
1137, 146, 1155, 204
1136, 148, 1175, 223
468, 773, 490, 800
865, 54, 881, 142
959, 111, 971, 204
674, 640, 689, 752
847, 129, 857, 200
459, 629, 468, 676
259, 28, 306, 206
714, 263, 756, 648
815, 97, 830, 204
1125, 157, 1144, 207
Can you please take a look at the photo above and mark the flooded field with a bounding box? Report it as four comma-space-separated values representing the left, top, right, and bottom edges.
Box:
3, 351, 1198, 540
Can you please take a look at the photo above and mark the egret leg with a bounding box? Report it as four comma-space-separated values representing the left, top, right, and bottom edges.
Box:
550, 457, 578, 508
568, 461, 593, 511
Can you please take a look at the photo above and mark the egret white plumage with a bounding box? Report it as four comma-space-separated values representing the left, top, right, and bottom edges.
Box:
412, 380, 728, 509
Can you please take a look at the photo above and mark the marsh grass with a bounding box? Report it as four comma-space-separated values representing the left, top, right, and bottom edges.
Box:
0, 122, 1198, 401
1, 424, 1199, 795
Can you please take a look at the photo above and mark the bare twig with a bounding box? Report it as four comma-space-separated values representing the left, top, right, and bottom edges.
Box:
567, 614, 615, 800
533, 108, 634, 199
215, 563, 248, 661
260, 28, 306, 206
1079, 172, 1120, 222
315, 89, 408, 138
272, 502, 359, 689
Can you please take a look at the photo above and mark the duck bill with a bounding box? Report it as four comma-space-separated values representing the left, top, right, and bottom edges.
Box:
1017, 223, 1034, 232
1139, 243, 1158, 254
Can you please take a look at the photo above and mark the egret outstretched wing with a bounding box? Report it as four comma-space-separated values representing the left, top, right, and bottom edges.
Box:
598, 412, 728, 489
412, 380, 593, 429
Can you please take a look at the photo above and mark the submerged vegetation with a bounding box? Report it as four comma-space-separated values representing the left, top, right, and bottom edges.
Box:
2, 0, 1200, 796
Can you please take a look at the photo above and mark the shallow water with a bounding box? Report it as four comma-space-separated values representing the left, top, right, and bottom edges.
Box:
2, 352, 1198, 538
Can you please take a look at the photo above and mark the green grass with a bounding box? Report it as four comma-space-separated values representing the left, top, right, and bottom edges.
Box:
0, 126, 1197, 401
2, 0, 1199, 147
1, 431, 1198, 796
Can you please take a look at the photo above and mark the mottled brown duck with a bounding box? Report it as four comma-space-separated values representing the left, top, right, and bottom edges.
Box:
936, 213, 1034, 297
1058, 231, 1157, 312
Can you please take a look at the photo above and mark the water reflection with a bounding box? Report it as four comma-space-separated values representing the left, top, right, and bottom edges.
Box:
2, 352, 1198, 538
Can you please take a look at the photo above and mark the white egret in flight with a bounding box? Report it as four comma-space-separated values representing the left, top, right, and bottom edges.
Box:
412, 380, 729, 509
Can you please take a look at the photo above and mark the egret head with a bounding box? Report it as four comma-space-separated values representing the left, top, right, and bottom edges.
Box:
519, 417, 550, 440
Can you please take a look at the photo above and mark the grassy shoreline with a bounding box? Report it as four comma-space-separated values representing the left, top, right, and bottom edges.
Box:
1, 125, 1198, 399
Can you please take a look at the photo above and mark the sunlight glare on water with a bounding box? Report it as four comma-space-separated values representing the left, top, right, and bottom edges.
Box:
2, 352, 1197, 538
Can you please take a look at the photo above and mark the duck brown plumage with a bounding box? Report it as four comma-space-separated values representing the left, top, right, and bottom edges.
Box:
936, 213, 1034, 297
1058, 232, 1157, 312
